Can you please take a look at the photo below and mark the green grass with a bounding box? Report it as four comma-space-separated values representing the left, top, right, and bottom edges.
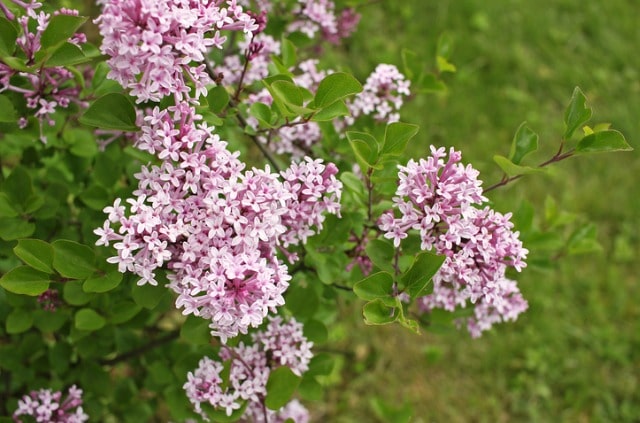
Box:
316, 0, 640, 421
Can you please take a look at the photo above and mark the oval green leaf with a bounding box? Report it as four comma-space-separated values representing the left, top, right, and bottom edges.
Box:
79, 93, 139, 131
265, 366, 301, 410
0, 266, 50, 296
315, 72, 362, 108
575, 130, 632, 154
13, 239, 54, 274
74, 308, 106, 331
52, 240, 96, 279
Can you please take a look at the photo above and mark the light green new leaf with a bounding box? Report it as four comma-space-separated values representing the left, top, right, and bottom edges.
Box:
0, 266, 50, 296
79, 93, 138, 131
363, 298, 399, 325
575, 130, 632, 154
315, 72, 362, 108
75, 308, 106, 331
382, 122, 420, 157
493, 155, 547, 177
13, 239, 54, 274
509, 122, 538, 164
353, 272, 394, 301
52, 240, 96, 279
563, 87, 592, 139
265, 366, 301, 410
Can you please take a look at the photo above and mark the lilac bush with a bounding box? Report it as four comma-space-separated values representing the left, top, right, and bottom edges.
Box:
0, 0, 631, 421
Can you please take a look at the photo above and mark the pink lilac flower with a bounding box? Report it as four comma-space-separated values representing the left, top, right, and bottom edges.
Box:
379, 146, 528, 337
344, 63, 411, 126
95, 0, 258, 103
215, 33, 281, 86
0, 1, 87, 142
13, 385, 88, 423
184, 316, 312, 422
95, 105, 342, 341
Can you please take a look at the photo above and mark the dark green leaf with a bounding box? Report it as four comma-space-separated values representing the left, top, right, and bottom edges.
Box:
40, 14, 87, 50
13, 239, 54, 274
0, 17, 17, 56
420, 73, 447, 93
4, 166, 33, 210
6, 308, 34, 334
347, 131, 379, 167
567, 223, 603, 255
353, 272, 394, 301
303, 319, 328, 344
108, 300, 141, 324
265, 366, 301, 410
201, 401, 248, 422
401, 252, 446, 299
365, 239, 395, 272
249, 102, 274, 128
207, 85, 230, 114
509, 122, 539, 164
52, 240, 96, 279
575, 130, 632, 154
0, 94, 17, 123
363, 298, 399, 325
285, 283, 319, 321
493, 155, 546, 177
315, 72, 362, 108
79, 184, 109, 210
0, 193, 18, 217
33, 309, 67, 333
75, 308, 106, 331
45, 42, 88, 67
563, 87, 592, 139
63, 280, 93, 305
307, 353, 334, 376
0, 266, 50, 296
340, 172, 366, 201
83, 270, 123, 293
0, 218, 35, 240
381, 122, 420, 157
66, 128, 99, 157
79, 93, 138, 131
298, 376, 323, 401
131, 282, 168, 309
180, 315, 211, 345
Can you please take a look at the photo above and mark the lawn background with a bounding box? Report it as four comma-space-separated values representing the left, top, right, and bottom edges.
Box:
312, 1, 640, 421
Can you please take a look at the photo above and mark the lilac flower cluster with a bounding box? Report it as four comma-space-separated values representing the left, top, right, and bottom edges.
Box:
95, 104, 342, 341
13, 385, 88, 423
379, 146, 529, 337
215, 33, 281, 86
345, 64, 411, 125
0, 1, 87, 141
96, 0, 258, 103
184, 316, 312, 422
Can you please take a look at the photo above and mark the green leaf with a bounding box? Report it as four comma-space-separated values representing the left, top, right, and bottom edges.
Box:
74, 308, 106, 331
420, 73, 447, 93
285, 283, 319, 321
401, 252, 445, 299
401, 48, 421, 81
180, 315, 211, 345
381, 122, 420, 157
265, 366, 301, 410
0, 218, 35, 241
4, 166, 33, 211
109, 300, 142, 324
0, 94, 17, 123
353, 272, 394, 301
340, 172, 366, 202
281, 37, 297, 68
311, 99, 350, 122
79, 93, 139, 131
6, 308, 34, 334
493, 155, 547, 177
567, 223, 603, 255
249, 102, 274, 128
307, 353, 334, 377
563, 87, 592, 139
131, 282, 168, 309
315, 72, 362, 108
436, 56, 456, 73
347, 131, 379, 168
509, 122, 539, 164
436, 32, 454, 59
0, 17, 17, 56
83, 270, 123, 293
79, 184, 109, 210
363, 298, 399, 325
66, 128, 99, 158
365, 238, 395, 272
45, 42, 89, 67
52, 240, 96, 279
575, 130, 632, 154
303, 319, 328, 344
33, 309, 67, 333
0, 193, 18, 218
13, 239, 54, 274
298, 376, 323, 401
0, 266, 50, 296
63, 280, 93, 305
200, 401, 248, 422
207, 85, 230, 114
40, 14, 87, 50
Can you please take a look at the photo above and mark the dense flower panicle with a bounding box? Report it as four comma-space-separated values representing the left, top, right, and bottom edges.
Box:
288, 0, 337, 39
0, 2, 87, 142
13, 385, 88, 423
380, 146, 529, 336
184, 316, 312, 422
96, 0, 258, 103
344, 63, 411, 125
95, 105, 342, 341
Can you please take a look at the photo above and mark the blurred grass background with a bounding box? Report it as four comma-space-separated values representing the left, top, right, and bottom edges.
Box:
316, 0, 640, 421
